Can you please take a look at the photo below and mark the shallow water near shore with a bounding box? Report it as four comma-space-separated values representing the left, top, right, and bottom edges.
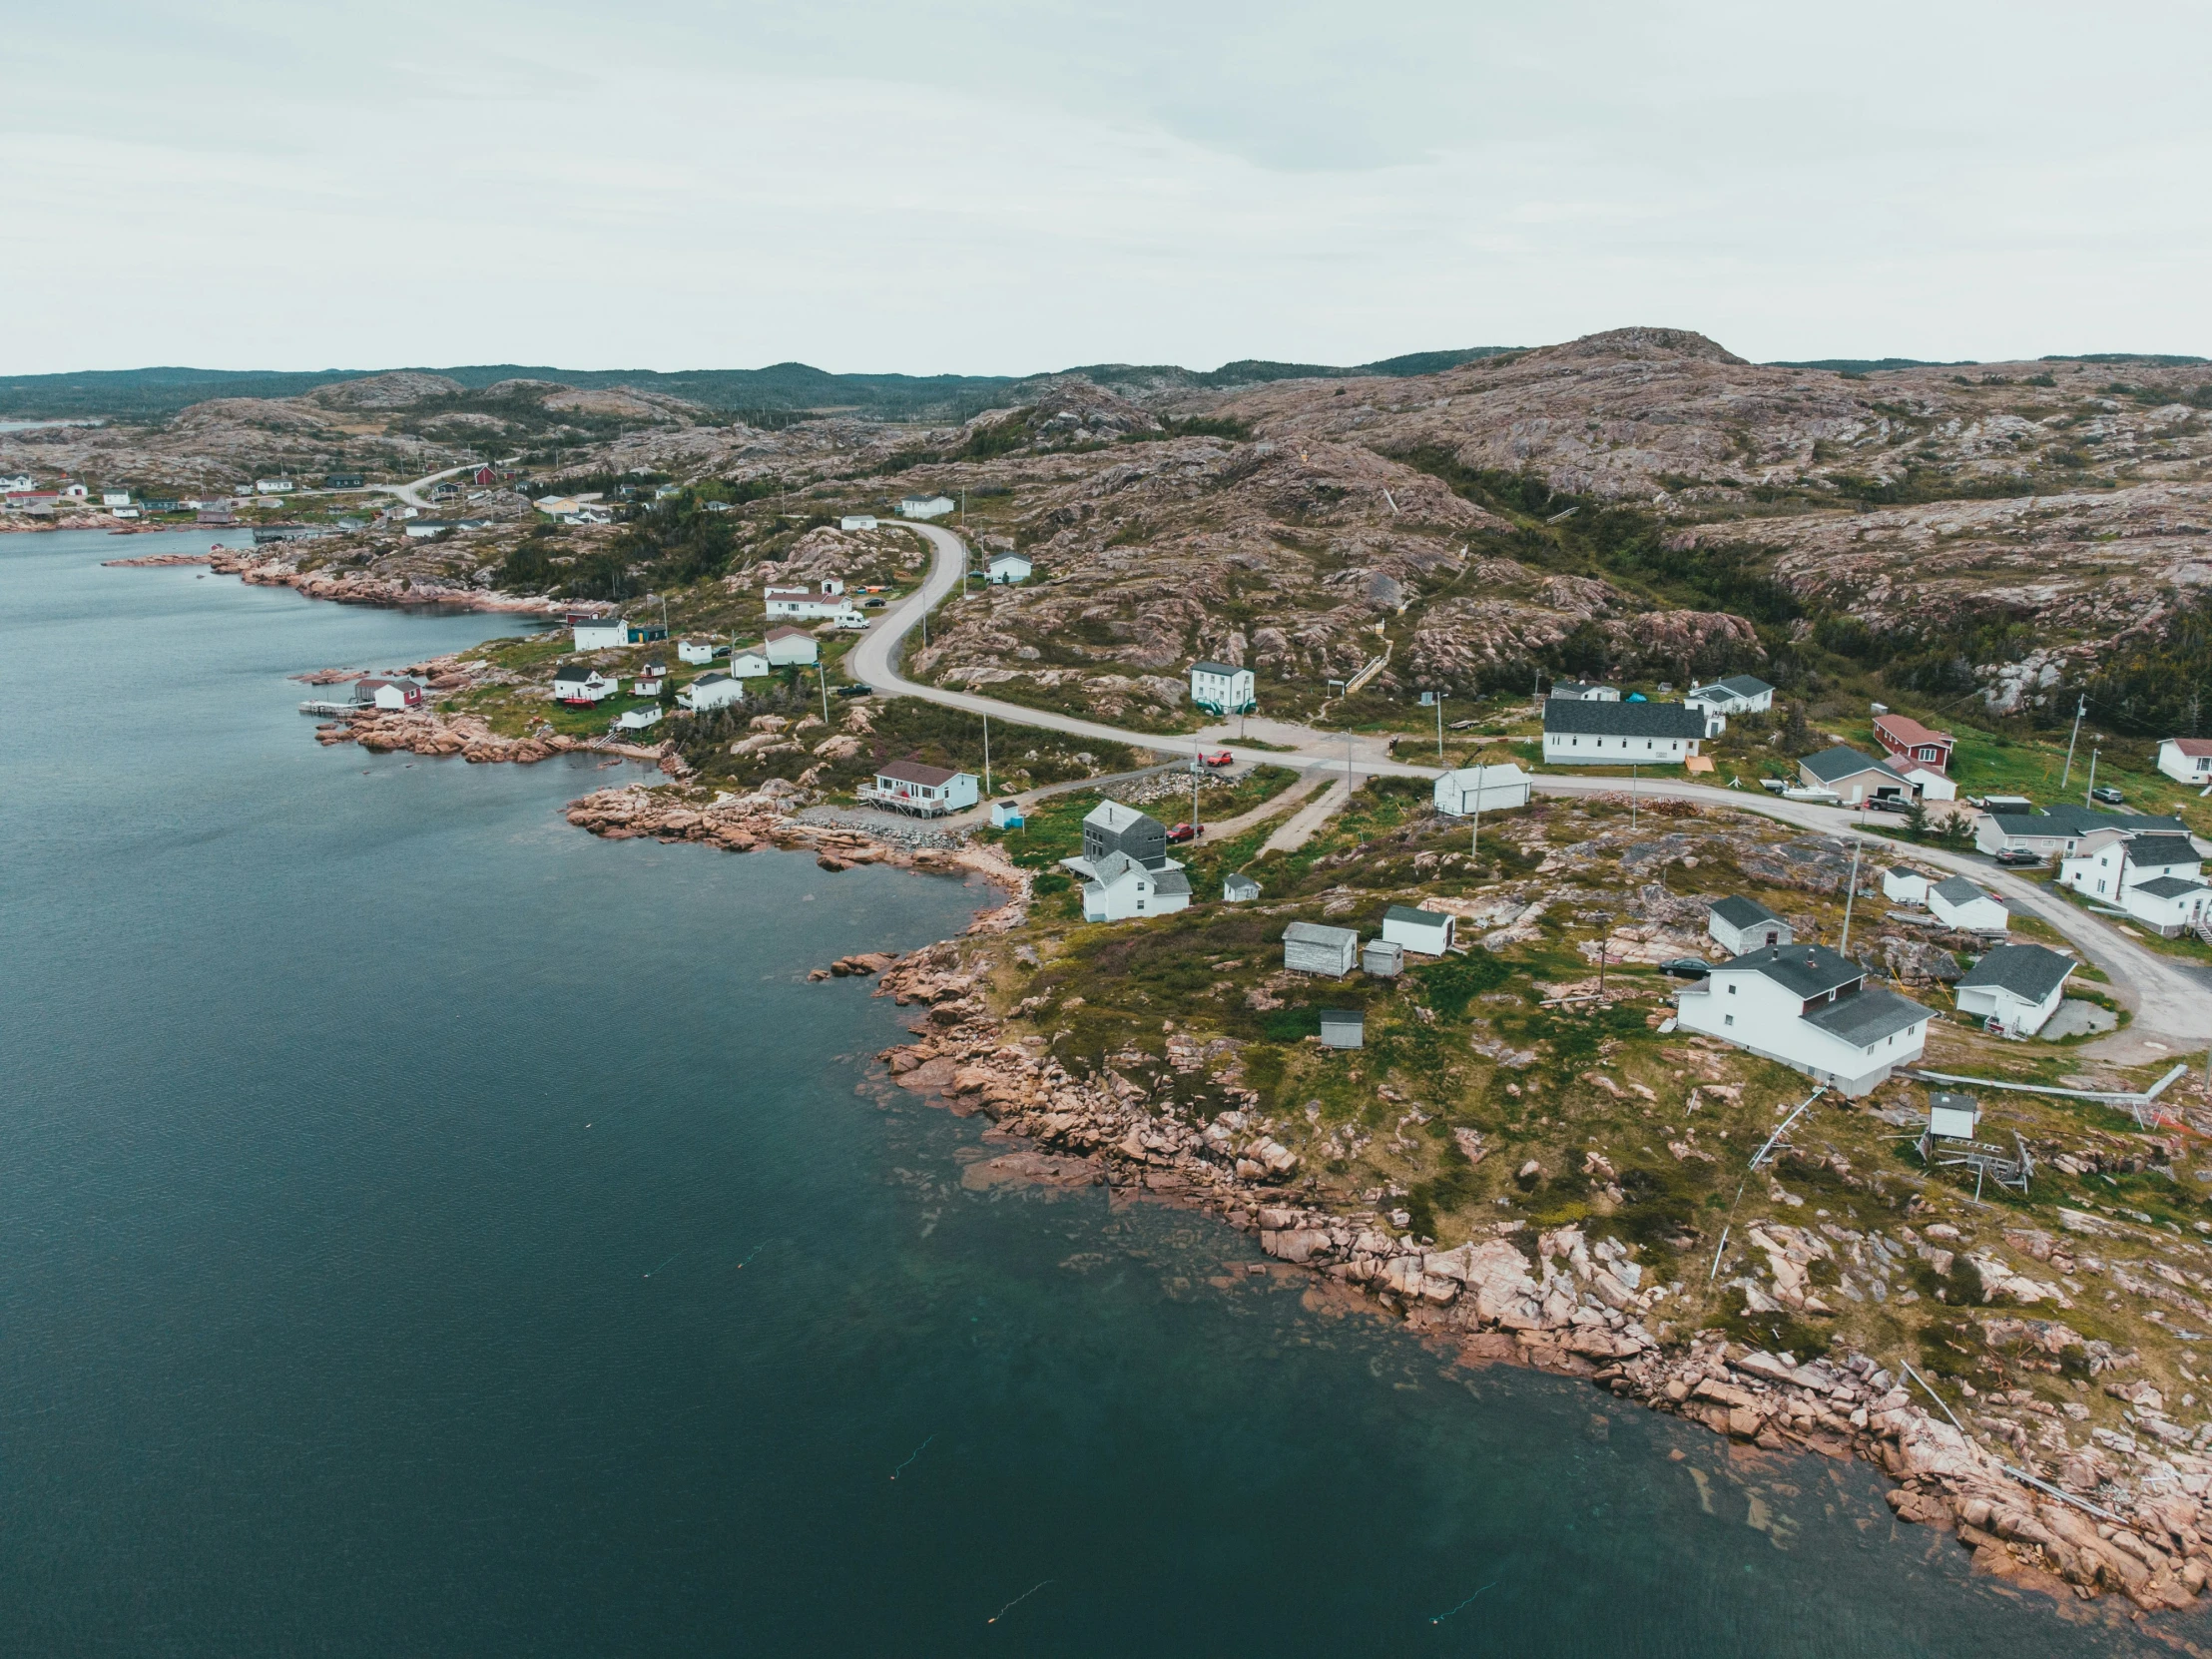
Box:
0, 530, 2176, 1655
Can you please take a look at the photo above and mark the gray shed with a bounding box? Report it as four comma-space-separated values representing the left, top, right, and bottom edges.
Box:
1223, 872, 1261, 903
1320, 1008, 1365, 1049
1708, 894, 1791, 955
1284, 920, 1360, 977
1362, 938, 1404, 977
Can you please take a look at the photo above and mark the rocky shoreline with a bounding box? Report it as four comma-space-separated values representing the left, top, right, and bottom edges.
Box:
833, 939, 2212, 1621
104, 544, 556, 615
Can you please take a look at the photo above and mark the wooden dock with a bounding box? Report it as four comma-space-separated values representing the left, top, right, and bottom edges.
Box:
298, 700, 356, 718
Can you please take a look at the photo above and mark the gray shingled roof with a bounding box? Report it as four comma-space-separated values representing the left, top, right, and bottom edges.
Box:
1150, 868, 1191, 897
2121, 834, 2200, 869
1696, 674, 1775, 699
1932, 875, 1992, 906
1542, 699, 1707, 739
1957, 943, 2075, 1004
1710, 894, 1782, 929
1285, 920, 1359, 948
1799, 746, 1897, 786
1721, 943, 1864, 998
2132, 875, 2210, 900
1190, 660, 1244, 678
1803, 985, 1930, 1046
1384, 903, 1449, 928
1993, 807, 2189, 838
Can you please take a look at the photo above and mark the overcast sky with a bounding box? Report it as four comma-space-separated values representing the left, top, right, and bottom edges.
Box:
7, 0, 2208, 376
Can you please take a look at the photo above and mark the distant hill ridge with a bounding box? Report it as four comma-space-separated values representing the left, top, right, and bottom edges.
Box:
4, 343, 2202, 421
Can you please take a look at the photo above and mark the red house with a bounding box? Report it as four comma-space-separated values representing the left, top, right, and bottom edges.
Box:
1873, 713, 1954, 774
474, 465, 497, 486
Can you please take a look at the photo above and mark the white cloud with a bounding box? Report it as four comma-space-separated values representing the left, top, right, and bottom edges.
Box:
4, 0, 2207, 374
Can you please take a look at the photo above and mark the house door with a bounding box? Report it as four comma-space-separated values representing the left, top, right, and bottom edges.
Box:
1764, 929, 1778, 946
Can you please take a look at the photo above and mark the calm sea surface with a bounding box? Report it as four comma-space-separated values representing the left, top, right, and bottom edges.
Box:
0, 530, 2166, 1655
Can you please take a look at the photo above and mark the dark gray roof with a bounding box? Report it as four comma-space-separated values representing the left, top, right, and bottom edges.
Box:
1710, 894, 1782, 929
1320, 1008, 1364, 1027
1932, 875, 1992, 906
1799, 745, 1896, 785
1542, 699, 1707, 739
2132, 875, 2210, 900
1190, 660, 1244, 678
2122, 834, 2200, 869
1384, 903, 1449, 928
1996, 806, 2189, 838
1550, 680, 1613, 696
1696, 675, 1775, 699
1149, 868, 1191, 897
1223, 873, 1261, 896
1803, 985, 1930, 1046
1721, 942, 1864, 999
1957, 943, 2075, 1003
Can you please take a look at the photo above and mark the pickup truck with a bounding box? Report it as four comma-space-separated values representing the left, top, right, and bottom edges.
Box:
1167, 823, 1200, 843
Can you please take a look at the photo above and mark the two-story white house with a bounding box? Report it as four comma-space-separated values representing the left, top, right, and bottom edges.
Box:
676, 672, 744, 711
553, 667, 617, 704
1081, 851, 1192, 922
571, 617, 629, 651
1674, 943, 1931, 1096
2158, 738, 2212, 788
1684, 675, 1775, 718
1541, 699, 1710, 765
1954, 943, 2076, 1038
1189, 660, 1257, 717
2060, 830, 2209, 936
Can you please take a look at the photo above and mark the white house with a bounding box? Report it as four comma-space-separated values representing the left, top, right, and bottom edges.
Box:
1881, 866, 1932, 905
102, 490, 131, 507
1927, 875, 2008, 933
404, 519, 457, 539
254, 478, 294, 494
0, 473, 32, 491
2158, 739, 2212, 787
59, 482, 88, 499
351, 678, 423, 711
1548, 681, 1619, 702
839, 515, 878, 531
764, 626, 820, 667
676, 672, 745, 712
1382, 904, 1454, 956
2060, 830, 2209, 936
898, 495, 956, 520
1973, 805, 2189, 859
1898, 767, 1957, 802
1954, 943, 2076, 1038
632, 666, 666, 696
1432, 764, 1531, 817
1189, 660, 1257, 717
553, 667, 617, 704
1798, 746, 1913, 806
729, 648, 773, 679
764, 583, 848, 621
1674, 942, 1931, 1096
677, 639, 719, 665
1685, 675, 1775, 717
986, 552, 1032, 584
864, 759, 979, 817
1708, 894, 1792, 954
1081, 851, 1192, 922
572, 617, 629, 651
1541, 699, 1708, 764
614, 706, 663, 732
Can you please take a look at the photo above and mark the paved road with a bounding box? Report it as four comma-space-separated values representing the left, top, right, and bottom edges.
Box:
852, 522, 2208, 1055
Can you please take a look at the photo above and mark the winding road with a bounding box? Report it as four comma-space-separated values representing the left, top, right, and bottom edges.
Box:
852, 522, 2209, 1057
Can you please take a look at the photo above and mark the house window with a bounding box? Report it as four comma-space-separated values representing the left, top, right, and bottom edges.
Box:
1727, 983, 1737, 994
1724, 1014, 1734, 1027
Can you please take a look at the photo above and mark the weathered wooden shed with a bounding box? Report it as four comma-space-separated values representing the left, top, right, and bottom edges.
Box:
1362, 938, 1403, 977
1320, 1008, 1365, 1049
1283, 920, 1359, 977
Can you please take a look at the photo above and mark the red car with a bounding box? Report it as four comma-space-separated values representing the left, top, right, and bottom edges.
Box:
1201, 751, 1233, 768
1167, 823, 1200, 843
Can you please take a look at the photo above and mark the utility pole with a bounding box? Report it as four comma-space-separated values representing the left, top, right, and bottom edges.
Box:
2085, 747, 2099, 808
983, 711, 992, 797
2059, 695, 2086, 790
1631, 765, 1639, 832
1597, 938, 1608, 1004
1838, 841, 1863, 955
1471, 751, 1486, 862
818, 662, 830, 726
1192, 734, 1201, 835
1433, 692, 1444, 766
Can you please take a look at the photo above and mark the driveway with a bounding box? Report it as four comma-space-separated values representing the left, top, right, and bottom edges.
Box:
846, 521, 2208, 1055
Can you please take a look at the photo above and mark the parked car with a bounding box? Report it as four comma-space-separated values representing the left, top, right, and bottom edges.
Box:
1864, 796, 1913, 815
1658, 957, 1711, 978
834, 684, 871, 698
2090, 785, 2124, 805
1201, 751, 1233, 768
863, 597, 886, 609
1166, 822, 1200, 843
1993, 847, 2044, 867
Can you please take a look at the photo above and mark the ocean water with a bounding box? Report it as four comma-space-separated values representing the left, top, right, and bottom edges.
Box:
0, 530, 2168, 1655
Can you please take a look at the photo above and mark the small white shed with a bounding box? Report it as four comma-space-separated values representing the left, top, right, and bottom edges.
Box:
1382, 904, 1454, 956
678, 639, 719, 665
1928, 876, 2008, 933
1881, 866, 1931, 905
1223, 873, 1261, 903
1954, 943, 2075, 1037
1320, 1009, 1365, 1050
614, 706, 662, 732
839, 515, 878, 531
1927, 1091, 1980, 1140
1707, 894, 1791, 955
1284, 921, 1359, 977
1362, 939, 1404, 978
